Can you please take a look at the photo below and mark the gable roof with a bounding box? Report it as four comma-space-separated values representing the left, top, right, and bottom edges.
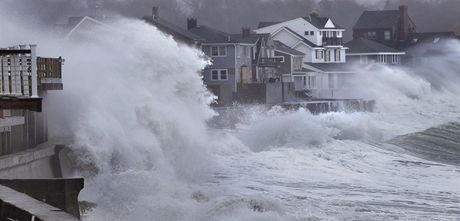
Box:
279, 27, 317, 47
345, 38, 402, 54
258, 16, 343, 30
274, 41, 304, 56
353, 10, 401, 30
143, 17, 204, 43
302, 16, 343, 29
65, 16, 109, 40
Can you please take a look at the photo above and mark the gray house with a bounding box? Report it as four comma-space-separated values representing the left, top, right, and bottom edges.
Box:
188, 20, 275, 106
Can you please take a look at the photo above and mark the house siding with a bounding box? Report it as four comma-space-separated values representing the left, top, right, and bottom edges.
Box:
274, 51, 292, 75
201, 44, 237, 92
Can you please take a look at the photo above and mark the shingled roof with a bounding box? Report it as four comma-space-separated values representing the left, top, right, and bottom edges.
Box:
144, 16, 204, 43
345, 38, 401, 54
353, 10, 401, 29
188, 25, 237, 43
189, 25, 262, 44
274, 41, 304, 56
303, 16, 343, 29
283, 27, 318, 47
258, 16, 342, 30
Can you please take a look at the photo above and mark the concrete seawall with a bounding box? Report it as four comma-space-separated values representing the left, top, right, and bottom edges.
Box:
281, 99, 375, 114
0, 142, 64, 178
0, 184, 79, 221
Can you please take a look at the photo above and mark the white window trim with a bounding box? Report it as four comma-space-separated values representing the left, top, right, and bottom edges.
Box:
210, 46, 227, 57
211, 69, 229, 81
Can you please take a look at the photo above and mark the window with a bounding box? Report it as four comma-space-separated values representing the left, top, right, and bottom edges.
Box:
315, 50, 323, 59
220, 70, 228, 80
384, 31, 391, 40
211, 69, 228, 81
305, 31, 310, 36
211, 46, 227, 57
367, 31, 376, 39
325, 50, 331, 62
310, 31, 314, 36
307, 76, 317, 89
211, 70, 219, 80
335, 49, 341, 62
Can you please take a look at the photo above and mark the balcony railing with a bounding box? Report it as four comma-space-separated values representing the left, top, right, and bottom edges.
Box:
322, 37, 343, 46
40, 78, 62, 84
258, 57, 283, 67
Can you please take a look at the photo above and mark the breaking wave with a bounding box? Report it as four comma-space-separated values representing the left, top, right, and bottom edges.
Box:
389, 122, 460, 165
2, 3, 460, 220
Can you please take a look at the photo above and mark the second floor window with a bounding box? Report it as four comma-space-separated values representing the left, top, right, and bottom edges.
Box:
211, 46, 227, 57
211, 69, 228, 81
384, 31, 391, 40
367, 31, 377, 39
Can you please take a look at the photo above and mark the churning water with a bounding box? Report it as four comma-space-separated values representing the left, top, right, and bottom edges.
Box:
1, 9, 460, 220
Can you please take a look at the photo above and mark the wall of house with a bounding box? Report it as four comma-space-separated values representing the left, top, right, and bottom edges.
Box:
255, 18, 321, 46
294, 44, 313, 62
274, 51, 291, 76
202, 44, 237, 94
235, 45, 254, 85
273, 30, 299, 48
353, 28, 396, 47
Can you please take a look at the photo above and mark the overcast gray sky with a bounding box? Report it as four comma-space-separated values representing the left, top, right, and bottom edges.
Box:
1, 0, 459, 40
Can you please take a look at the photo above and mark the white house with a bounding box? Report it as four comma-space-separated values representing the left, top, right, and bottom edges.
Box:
255, 13, 351, 99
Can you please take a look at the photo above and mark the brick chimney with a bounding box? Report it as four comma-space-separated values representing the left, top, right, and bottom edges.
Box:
309, 11, 319, 21
187, 18, 197, 30
398, 5, 409, 41
242, 27, 251, 38
152, 6, 159, 20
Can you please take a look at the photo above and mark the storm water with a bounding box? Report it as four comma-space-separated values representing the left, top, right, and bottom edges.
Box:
1, 13, 459, 220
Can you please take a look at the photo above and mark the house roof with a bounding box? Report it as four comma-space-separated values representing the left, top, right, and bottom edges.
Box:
65, 16, 109, 40
274, 41, 304, 56
353, 10, 401, 30
189, 25, 238, 43
229, 34, 261, 44
189, 25, 263, 44
399, 32, 457, 52
302, 16, 343, 29
258, 16, 342, 30
293, 67, 317, 74
143, 17, 204, 42
258, 21, 283, 29
306, 63, 355, 73
345, 38, 401, 54
282, 27, 318, 47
